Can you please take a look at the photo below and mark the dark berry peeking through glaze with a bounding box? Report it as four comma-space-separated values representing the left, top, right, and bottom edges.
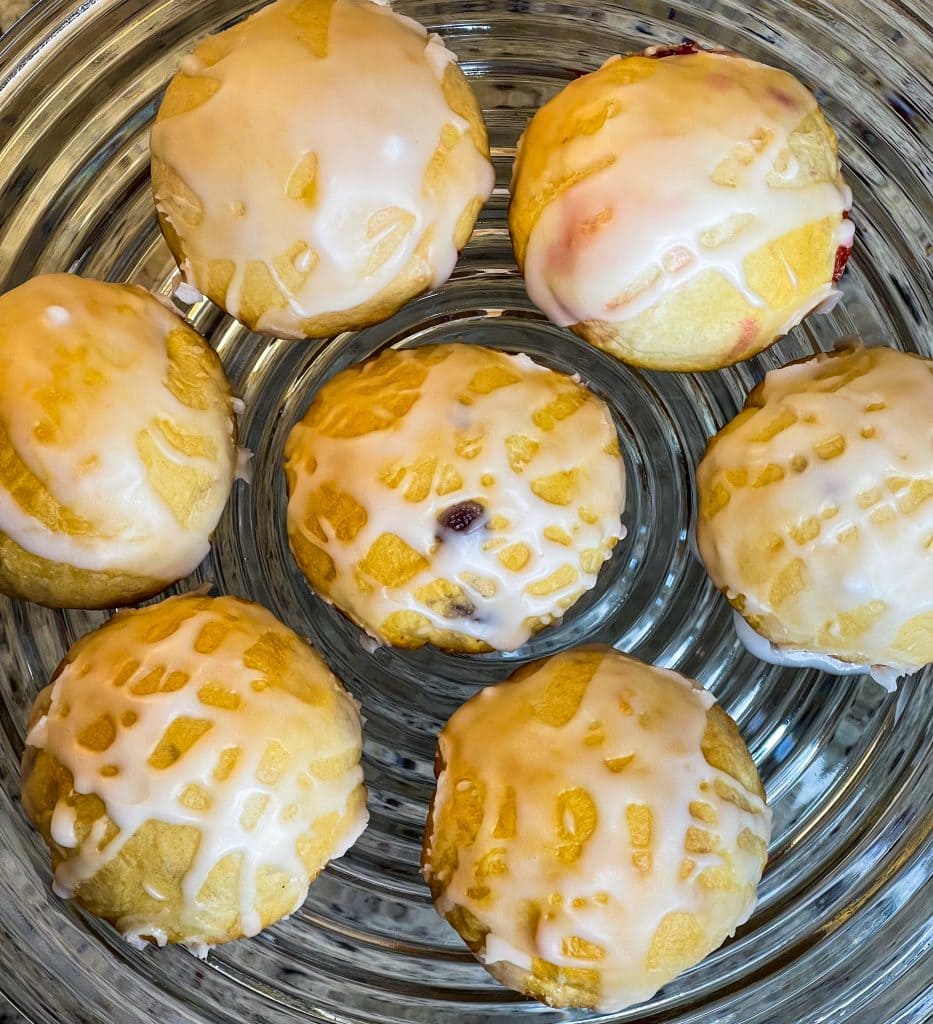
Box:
438, 500, 485, 534
833, 213, 852, 282
642, 42, 852, 289
642, 41, 706, 59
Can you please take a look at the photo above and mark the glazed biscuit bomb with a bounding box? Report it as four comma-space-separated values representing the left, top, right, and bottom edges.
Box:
21, 595, 367, 955
422, 646, 771, 1011
696, 345, 933, 687
509, 46, 854, 371
0, 274, 237, 608
284, 344, 625, 653
150, 0, 494, 338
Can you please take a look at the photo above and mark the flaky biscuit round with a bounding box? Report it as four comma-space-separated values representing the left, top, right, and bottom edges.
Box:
422, 646, 771, 1011
0, 274, 236, 608
696, 345, 933, 678
150, 0, 494, 339
284, 344, 625, 652
509, 49, 853, 371
21, 595, 367, 954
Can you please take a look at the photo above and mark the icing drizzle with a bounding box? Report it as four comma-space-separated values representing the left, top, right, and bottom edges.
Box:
0, 274, 235, 581
697, 345, 933, 676
285, 344, 626, 651
731, 610, 905, 691
151, 0, 494, 337
424, 648, 771, 1011
25, 596, 367, 951
519, 51, 853, 331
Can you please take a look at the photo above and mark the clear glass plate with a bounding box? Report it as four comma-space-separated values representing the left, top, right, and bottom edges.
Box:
0, 1, 930, 1021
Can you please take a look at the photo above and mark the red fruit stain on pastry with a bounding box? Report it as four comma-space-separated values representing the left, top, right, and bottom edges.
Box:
727, 317, 760, 361
644, 42, 704, 59
767, 86, 801, 111
833, 214, 852, 282
549, 192, 616, 271
739, 317, 759, 344
541, 192, 622, 324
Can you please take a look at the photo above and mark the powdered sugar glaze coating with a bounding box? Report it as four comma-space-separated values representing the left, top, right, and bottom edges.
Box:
423, 647, 771, 1011
21, 595, 367, 955
284, 344, 625, 652
0, 274, 237, 607
696, 345, 933, 678
151, 0, 494, 338
510, 50, 853, 370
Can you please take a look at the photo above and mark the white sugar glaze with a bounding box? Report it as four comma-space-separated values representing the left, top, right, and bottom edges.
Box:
731, 610, 903, 690
26, 598, 367, 952
0, 274, 236, 581
522, 52, 852, 331
425, 649, 772, 1011
697, 345, 933, 679
286, 345, 626, 650
152, 0, 494, 337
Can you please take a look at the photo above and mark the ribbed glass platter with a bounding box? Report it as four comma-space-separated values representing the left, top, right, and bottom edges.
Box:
0, 1, 930, 1021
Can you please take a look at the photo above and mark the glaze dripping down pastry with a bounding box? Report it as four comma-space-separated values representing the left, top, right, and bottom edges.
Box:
696, 344, 933, 682
0, 274, 237, 608
509, 48, 853, 370
284, 343, 625, 652
422, 646, 771, 1011
151, 0, 494, 338
21, 595, 368, 955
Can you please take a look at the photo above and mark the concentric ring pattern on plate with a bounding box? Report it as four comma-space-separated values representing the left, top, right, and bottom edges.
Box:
0, 1, 931, 1021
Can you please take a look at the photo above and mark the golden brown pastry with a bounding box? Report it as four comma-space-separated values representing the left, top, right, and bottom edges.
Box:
0, 274, 236, 608
422, 646, 771, 1010
150, 0, 494, 338
21, 594, 367, 955
284, 343, 625, 652
509, 47, 853, 370
696, 344, 933, 685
